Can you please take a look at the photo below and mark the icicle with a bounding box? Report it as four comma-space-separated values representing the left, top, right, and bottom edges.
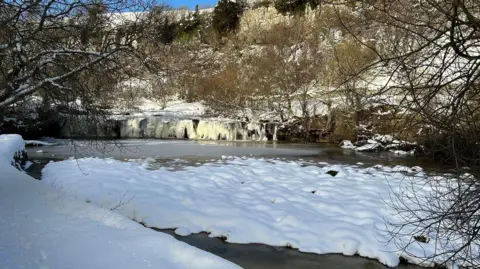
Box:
71, 115, 280, 141
273, 124, 278, 141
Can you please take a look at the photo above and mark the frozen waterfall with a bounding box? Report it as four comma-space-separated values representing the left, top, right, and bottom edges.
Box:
120, 117, 277, 141
61, 116, 278, 141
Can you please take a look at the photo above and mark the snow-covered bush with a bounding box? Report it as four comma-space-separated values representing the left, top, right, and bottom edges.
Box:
0, 134, 27, 170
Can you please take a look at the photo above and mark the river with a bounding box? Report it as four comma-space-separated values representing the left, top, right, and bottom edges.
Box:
26, 139, 438, 269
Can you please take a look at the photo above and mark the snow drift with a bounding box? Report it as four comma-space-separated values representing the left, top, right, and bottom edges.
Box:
0, 134, 241, 269
42, 156, 466, 268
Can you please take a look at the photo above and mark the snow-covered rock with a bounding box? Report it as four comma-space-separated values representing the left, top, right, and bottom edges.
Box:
343, 133, 420, 155
356, 142, 383, 152
390, 149, 415, 156
340, 140, 356, 149
373, 134, 394, 143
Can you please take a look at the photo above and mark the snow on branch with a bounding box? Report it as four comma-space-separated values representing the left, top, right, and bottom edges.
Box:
0, 0, 156, 109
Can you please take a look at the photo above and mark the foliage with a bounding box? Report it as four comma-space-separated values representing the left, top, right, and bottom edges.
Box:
175, 6, 202, 42
150, 5, 177, 44
0, 0, 154, 109
212, 0, 246, 36
0, 0, 157, 139
150, 5, 206, 44
154, 16, 178, 44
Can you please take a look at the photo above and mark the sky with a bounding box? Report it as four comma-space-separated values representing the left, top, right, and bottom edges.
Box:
167, 0, 218, 9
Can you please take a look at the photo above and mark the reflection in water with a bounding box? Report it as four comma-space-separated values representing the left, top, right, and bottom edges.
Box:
158, 229, 421, 269
25, 139, 320, 160
25, 138, 444, 170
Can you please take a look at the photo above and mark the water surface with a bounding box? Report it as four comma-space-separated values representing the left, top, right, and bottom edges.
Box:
159, 229, 421, 269
26, 139, 436, 269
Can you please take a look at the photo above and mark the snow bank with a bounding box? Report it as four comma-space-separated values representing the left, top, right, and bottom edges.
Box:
42, 157, 455, 267
24, 140, 57, 146
115, 101, 206, 118
162, 102, 205, 116
0, 135, 241, 269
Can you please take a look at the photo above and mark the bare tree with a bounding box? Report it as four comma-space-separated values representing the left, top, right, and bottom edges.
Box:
256, 19, 324, 125
0, 0, 158, 137
323, 38, 377, 140
328, 0, 480, 266
196, 60, 261, 118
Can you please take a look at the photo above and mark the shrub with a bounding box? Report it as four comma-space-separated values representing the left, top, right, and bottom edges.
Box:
328, 108, 357, 143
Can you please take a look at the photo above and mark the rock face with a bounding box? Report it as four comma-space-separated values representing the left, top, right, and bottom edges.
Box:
238, 6, 318, 41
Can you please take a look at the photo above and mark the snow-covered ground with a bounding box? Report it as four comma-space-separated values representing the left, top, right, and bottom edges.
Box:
41, 156, 462, 268
24, 140, 58, 146
0, 134, 241, 269
113, 99, 206, 119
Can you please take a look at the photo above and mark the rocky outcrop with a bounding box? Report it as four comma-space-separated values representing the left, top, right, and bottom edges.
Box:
238, 6, 318, 42
340, 134, 423, 155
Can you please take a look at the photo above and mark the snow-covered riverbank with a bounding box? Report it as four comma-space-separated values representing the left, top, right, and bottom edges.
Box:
0, 134, 241, 269
41, 155, 464, 268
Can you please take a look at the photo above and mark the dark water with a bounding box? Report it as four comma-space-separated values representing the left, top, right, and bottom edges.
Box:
157, 229, 421, 269
25, 139, 442, 166
25, 139, 435, 269
25, 139, 447, 177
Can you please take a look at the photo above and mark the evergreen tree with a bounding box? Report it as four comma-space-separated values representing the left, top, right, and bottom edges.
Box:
185, 5, 202, 33
212, 0, 246, 36
157, 16, 177, 44
175, 5, 203, 42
